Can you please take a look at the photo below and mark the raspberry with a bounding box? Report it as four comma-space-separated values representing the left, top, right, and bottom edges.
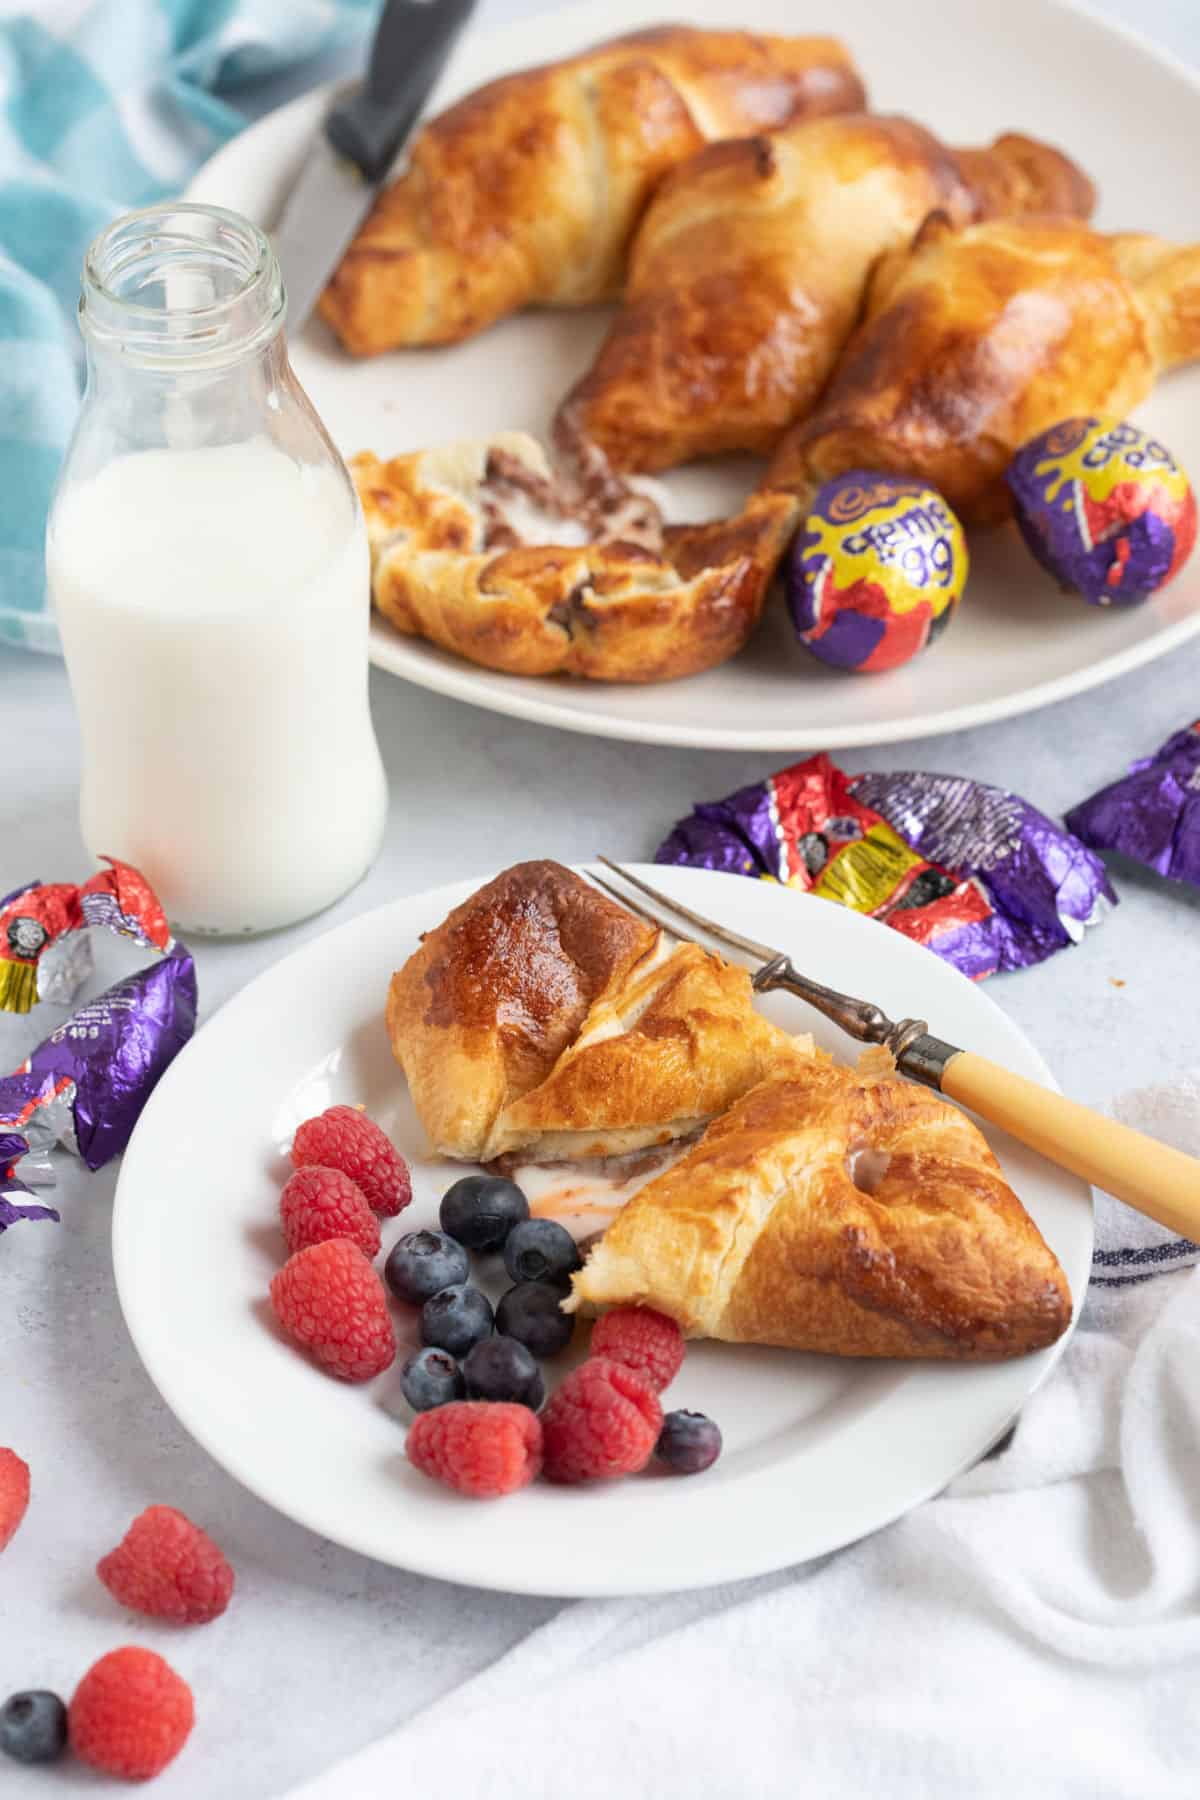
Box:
269, 1239, 396, 1382
589, 1306, 684, 1393
69, 1648, 194, 1782
541, 1358, 662, 1484
0, 1449, 30, 1552
97, 1506, 234, 1625
291, 1106, 411, 1217
280, 1166, 381, 1259
407, 1402, 542, 1498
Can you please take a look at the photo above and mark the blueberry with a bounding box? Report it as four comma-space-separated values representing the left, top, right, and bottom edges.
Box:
463, 1335, 544, 1408
656, 1410, 723, 1475
384, 1230, 469, 1306
495, 1280, 575, 1358
400, 1346, 465, 1413
420, 1283, 494, 1358
503, 1219, 582, 1288
0, 1691, 68, 1765
440, 1175, 529, 1252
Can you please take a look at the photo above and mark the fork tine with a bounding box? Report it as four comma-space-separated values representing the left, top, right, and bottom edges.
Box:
594, 856, 785, 966
585, 870, 681, 935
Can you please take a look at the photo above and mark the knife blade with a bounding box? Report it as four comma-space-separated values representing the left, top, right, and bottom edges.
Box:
273, 0, 478, 332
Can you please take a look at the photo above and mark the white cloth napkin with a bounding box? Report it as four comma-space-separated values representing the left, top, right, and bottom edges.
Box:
289, 1077, 1200, 1800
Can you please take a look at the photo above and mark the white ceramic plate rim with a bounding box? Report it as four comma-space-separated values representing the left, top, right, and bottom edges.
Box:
113, 867, 1093, 1597
186, 0, 1200, 751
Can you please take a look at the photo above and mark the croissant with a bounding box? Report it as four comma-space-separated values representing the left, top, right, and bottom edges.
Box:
559, 115, 1095, 472
319, 26, 866, 355
386, 860, 814, 1164
767, 214, 1200, 525
352, 436, 796, 681
569, 1063, 1072, 1361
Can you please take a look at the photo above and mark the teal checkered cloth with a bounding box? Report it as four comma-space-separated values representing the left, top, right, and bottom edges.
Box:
0, 0, 379, 653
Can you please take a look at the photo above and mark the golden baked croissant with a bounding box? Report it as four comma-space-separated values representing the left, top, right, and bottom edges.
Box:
559, 115, 1095, 472
352, 436, 796, 681
319, 26, 866, 355
387, 860, 814, 1163
569, 1063, 1072, 1361
767, 214, 1200, 525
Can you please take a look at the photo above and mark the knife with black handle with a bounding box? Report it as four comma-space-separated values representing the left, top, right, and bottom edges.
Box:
274, 0, 478, 331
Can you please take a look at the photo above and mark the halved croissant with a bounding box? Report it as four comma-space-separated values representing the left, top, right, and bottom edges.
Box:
386, 860, 813, 1163
767, 214, 1200, 525
569, 1062, 1072, 1361
559, 114, 1095, 472
320, 26, 866, 355
352, 436, 796, 681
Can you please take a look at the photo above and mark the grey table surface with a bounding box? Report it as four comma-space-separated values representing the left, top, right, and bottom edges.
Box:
3, 1, 1199, 1796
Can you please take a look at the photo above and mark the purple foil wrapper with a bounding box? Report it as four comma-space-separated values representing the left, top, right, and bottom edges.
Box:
1066, 722, 1200, 888
656, 757, 1114, 979
852, 771, 1115, 972
5, 948, 197, 1171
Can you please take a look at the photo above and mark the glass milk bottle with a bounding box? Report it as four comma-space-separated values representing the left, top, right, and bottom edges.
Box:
46, 203, 388, 935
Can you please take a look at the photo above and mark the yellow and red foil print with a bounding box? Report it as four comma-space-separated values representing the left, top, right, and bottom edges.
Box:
0, 858, 171, 1014
757, 757, 991, 955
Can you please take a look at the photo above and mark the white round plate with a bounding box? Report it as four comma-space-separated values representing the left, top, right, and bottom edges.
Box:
113, 866, 1092, 1597
186, 0, 1200, 751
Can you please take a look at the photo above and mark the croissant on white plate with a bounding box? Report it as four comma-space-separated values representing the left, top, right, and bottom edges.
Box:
386, 860, 816, 1164
320, 26, 866, 354
766, 213, 1200, 525
352, 435, 796, 681
569, 1062, 1073, 1361
559, 112, 1095, 472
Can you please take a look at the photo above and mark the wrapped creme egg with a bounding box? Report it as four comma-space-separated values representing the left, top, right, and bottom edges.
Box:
787, 471, 967, 672
1006, 417, 1196, 607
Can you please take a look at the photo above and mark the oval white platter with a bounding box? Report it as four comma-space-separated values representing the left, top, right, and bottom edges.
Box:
187, 0, 1200, 749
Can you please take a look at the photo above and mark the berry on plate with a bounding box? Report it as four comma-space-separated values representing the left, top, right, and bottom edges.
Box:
439, 1174, 529, 1252
0, 1448, 30, 1552
541, 1357, 663, 1484
0, 1691, 68, 1765
69, 1647, 194, 1782
656, 1410, 723, 1475
400, 1347, 465, 1413
503, 1218, 582, 1288
590, 1306, 684, 1393
269, 1239, 396, 1382
495, 1281, 575, 1358
290, 1105, 411, 1217
97, 1505, 234, 1624
384, 1230, 469, 1306
407, 1402, 542, 1498
420, 1283, 494, 1359
463, 1336, 544, 1409
280, 1165, 380, 1259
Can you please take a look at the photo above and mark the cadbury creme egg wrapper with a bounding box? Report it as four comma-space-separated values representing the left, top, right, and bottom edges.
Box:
786, 471, 968, 673
1006, 417, 1197, 607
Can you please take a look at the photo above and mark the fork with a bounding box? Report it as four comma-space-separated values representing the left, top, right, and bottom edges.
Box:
591, 856, 1200, 1239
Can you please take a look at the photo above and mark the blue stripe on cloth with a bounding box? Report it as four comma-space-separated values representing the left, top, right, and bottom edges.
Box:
1093, 1239, 1200, 1267
0, 0, 380, 655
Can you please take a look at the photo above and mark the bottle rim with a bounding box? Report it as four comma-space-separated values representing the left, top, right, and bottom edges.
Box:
80, 202, 286, 368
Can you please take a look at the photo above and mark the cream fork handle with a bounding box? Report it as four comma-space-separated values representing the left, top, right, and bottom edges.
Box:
940, 1052, 1200, 1238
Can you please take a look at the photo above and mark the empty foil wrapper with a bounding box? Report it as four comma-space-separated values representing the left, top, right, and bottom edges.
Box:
1066, 721, 1200, 888
0, 857, 172, 1015
656, 754, 1115, 980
